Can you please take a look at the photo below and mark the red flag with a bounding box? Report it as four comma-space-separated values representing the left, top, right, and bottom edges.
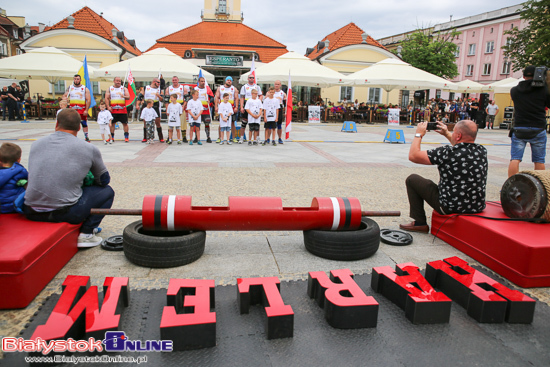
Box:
285, 73, 292, 139
125, 69, 137, 107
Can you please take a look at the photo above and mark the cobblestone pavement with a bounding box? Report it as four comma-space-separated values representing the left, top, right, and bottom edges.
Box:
1, 119, 549, 354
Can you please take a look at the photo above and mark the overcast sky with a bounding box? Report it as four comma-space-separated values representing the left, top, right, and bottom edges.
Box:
4, 0, 525, 55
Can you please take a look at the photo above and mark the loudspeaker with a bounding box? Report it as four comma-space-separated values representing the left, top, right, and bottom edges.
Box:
479, 93, 490, 110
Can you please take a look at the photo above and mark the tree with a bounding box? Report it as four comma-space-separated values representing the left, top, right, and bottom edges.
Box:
503, 0, 550, 71
397, 29, 460, 80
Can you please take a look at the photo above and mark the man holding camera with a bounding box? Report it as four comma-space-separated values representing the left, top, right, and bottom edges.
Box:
400, 120, 488, 233
508, 65, 550, 177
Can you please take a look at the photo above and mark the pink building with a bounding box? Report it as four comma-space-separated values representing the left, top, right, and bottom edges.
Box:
434, 3, 526, 85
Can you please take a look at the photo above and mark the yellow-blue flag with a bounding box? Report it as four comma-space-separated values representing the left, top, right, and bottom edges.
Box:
77, 55, 96, 117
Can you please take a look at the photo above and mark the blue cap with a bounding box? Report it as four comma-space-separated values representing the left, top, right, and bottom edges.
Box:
225, 76, 233, 81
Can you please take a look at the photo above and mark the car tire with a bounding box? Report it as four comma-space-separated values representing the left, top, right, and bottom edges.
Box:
303, 217, 380, 261
123, 220, 206, 268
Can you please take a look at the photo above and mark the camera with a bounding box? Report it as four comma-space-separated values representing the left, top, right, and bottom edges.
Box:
427, 122, 437, 131
531, 66, 548, 88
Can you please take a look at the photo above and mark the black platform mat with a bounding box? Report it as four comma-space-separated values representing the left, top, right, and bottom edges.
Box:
5, 271, 550, 367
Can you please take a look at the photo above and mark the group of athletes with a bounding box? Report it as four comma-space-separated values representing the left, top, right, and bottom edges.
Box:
63, 73, 288, 145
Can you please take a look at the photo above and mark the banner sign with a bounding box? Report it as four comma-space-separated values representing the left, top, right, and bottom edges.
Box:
206, 56, 243, 67
388, 108, 400, 126
308, 106, 321, 123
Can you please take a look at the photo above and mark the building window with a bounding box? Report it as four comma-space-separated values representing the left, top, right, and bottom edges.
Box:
490, 27, 493, 33
16, 48, 22, 55
454, 46, 460, 58
472, 31, 475, 37
485, 41, 494, 53
511, 23, 514, 29
483, 63, 492, 75
218, 0, 227, 13
435, 90, 442, 100
91, 81, 100, 95
0, 43, 7, 56
340, 86, 353, 102
505, 38, 512, 47
368, 88, 381, 104
53, 80, 65, 94
501, 61, 511, 75
12, 29, 18, 38
466, 65, 474, 76
468, 44, 476, 56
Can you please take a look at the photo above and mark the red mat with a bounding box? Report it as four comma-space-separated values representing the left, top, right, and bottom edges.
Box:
0, 214, 80, 309
431, 202, 550, 288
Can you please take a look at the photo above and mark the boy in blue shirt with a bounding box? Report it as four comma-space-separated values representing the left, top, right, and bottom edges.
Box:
0, 142, 28, 213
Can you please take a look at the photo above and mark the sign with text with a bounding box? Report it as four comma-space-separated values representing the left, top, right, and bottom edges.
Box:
206, 56, 243, 67
308, 106, 321, 123
388, 108, 400, 126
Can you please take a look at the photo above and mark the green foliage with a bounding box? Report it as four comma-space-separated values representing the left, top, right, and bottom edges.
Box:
396, 29, 460, 80
503, 0, 550, 71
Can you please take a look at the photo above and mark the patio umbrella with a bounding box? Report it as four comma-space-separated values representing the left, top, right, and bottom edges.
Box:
481, 77, 520, 93
348, 58, 457, 101
449, 79, 485, 93
95, 48, 214, 84
0, 46, 94, 84
238, 52, 351, 87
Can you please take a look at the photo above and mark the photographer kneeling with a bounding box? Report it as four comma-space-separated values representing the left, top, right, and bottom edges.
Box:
400, 120, 488, 233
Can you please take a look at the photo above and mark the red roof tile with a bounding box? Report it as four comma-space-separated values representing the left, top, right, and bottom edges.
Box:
0, 16, 17, 27
46, 6, 141, 56
0, 25, 9, 38
148, 21, 287, 63
306, 23, 387, 60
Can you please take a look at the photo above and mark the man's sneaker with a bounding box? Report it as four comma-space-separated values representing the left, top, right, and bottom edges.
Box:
207, 138, 212, 143
193, 138, 198, 143
77, 233, 103, 248
125, 138, 129, 143
104, 140, 108, 145
278, 138, 284, 144
272, 141, 277, 146
266, 139, 270, 144
160, 139, 165, 143
167, 140, 172, 145
248, 141, 252, 146
182, 138, 188, 143
85, 136, 90, 142
262, 141, 267, 146
238, 139, 243, 144
220, 141, 225, 145
198, 141, 203, 145
216, 138, 221, 143
233, 138, 238, 143
142, 139, 147, 143
228, 141, 232, 145
109, 140, 112, 145
253, 141, 258, 146
177, 140, 182, 145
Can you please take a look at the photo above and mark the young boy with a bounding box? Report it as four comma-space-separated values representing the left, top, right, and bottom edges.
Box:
97, 101, 114, 144
218, 93, 234, 145
0, 142, 28, 213
245, 89, 263, 146
262, 87, 279, 146
140, 99, 159, 144
166, 94, 183, 145
186, 90, 203, 145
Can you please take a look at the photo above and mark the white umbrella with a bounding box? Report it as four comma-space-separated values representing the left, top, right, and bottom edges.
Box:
348, 58, 457, 92
238, 51, 351, 87
95, 48, 214, 84
0, 46, 95, 84
449, 79, 485, 93
481, 77, 520, 93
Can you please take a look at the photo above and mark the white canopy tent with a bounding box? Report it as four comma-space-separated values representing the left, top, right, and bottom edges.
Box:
348, 58, 458, 103
0, 47, 95, 84
481, 77, 521, 93
450, 79, 485, 93
238, 52, 351, 87
95, 48, 214, 84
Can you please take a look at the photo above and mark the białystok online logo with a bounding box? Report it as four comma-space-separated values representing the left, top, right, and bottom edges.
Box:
2, 331, 173, 355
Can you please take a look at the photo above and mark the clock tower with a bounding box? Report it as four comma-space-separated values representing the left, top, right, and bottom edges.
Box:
202, 0, 243, 23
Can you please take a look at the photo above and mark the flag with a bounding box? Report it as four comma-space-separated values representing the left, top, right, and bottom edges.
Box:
250, 58, 256, 85
285, 73, 292, 139
196, 68, 214, 96
77, 55, 96, 117
125, 67, 137, 107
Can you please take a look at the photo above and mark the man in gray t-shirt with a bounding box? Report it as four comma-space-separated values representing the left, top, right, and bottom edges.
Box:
24, 109, 115, 248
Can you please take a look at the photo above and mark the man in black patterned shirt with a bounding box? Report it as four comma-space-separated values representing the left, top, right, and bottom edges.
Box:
400, 120, 487, 233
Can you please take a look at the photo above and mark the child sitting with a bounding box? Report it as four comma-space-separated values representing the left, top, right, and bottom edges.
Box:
0, 142, 28, 213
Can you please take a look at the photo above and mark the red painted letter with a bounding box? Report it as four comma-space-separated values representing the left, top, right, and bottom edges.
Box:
426, 257, 535, 323
308, 269, 378, 329
160, 279, 216, 350
237, 277, 293, 339
31, 275, 129, 341
372, 262, 451, 324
